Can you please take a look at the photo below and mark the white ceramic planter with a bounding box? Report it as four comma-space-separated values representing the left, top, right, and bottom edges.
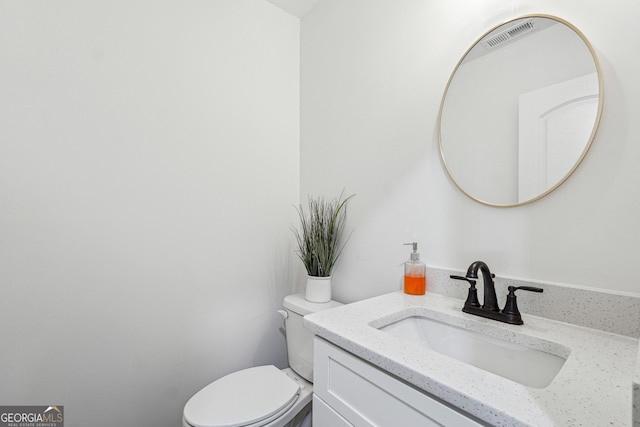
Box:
305, 275, 332, 303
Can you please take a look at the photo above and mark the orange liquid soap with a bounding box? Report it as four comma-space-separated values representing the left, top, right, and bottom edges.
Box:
404, 274, 426, 295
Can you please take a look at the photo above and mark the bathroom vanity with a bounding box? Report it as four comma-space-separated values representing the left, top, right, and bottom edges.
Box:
312, 337, 483, 426
304, 291, 639, 426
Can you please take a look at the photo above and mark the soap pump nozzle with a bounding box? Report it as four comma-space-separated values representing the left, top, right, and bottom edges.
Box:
404, 242, 420, 261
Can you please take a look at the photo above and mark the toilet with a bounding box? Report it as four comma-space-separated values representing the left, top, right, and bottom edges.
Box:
183, 293, 342, 427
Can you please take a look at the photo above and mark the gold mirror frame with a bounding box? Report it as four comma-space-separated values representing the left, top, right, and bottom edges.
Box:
437, 14, 604, 207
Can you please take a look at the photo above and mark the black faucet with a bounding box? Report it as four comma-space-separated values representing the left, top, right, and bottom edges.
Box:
451, 261, 543, 325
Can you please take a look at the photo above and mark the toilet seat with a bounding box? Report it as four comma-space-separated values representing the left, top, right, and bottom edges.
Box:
183, 365, 301, 427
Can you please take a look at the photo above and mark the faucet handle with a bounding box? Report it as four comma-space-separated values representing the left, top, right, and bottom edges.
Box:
450, 275, 481, 309
450, 275, 475, 285
501, 286, 543, 325
511, 286, 543, 294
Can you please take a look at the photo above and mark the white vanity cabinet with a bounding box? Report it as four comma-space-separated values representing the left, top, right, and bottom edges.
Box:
313, 337, 483, 427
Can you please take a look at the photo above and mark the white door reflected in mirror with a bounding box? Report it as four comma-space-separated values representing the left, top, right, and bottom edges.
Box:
518, 73, 599, 203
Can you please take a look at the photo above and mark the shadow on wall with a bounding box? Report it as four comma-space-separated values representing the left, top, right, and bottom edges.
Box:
267, 238, 304, 307
253, 238, 305, 367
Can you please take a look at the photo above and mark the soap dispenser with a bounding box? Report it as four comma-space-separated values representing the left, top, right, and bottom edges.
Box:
403, 242, 426, 295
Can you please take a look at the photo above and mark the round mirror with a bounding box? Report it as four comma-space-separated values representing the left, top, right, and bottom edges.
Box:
438, 15, 603, 207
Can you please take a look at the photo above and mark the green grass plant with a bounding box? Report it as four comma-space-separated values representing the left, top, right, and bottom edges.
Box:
293, 192, 354, 277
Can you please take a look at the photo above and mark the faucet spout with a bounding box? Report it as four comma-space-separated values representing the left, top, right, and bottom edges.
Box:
450, 261, 544, 325
466, 261, 499, 312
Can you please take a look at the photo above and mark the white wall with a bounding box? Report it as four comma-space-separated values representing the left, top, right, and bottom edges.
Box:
0, 1, 300, 426
301, 0, 640, 302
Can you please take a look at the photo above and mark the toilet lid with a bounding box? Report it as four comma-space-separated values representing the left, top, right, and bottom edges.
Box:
184, 365, 301, 427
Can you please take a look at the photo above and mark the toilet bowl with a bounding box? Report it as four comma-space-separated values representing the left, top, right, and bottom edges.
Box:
182, 293, 341, 427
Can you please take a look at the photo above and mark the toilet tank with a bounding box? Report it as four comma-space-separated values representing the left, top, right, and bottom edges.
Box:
282, 293, 342, 382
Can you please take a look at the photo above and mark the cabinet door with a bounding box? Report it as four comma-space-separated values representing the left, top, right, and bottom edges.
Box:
314, 337, 484, 427
313, 395, 354, 427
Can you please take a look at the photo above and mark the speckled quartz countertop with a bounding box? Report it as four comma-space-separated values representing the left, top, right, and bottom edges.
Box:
304, 291, 638, 427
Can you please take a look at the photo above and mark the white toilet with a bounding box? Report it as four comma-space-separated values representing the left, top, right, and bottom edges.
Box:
183, 293, 342, 427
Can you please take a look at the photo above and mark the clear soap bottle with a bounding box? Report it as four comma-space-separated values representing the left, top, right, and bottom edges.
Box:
403, 242, 426, 295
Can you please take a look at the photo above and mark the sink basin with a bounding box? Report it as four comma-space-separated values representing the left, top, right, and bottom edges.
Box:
379, 315, 567, 388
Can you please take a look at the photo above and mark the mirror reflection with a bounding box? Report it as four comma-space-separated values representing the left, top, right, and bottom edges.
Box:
438, 15, 603, 207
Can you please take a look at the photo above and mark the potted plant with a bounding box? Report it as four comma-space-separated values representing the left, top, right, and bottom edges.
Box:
292, 192, 354, 302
